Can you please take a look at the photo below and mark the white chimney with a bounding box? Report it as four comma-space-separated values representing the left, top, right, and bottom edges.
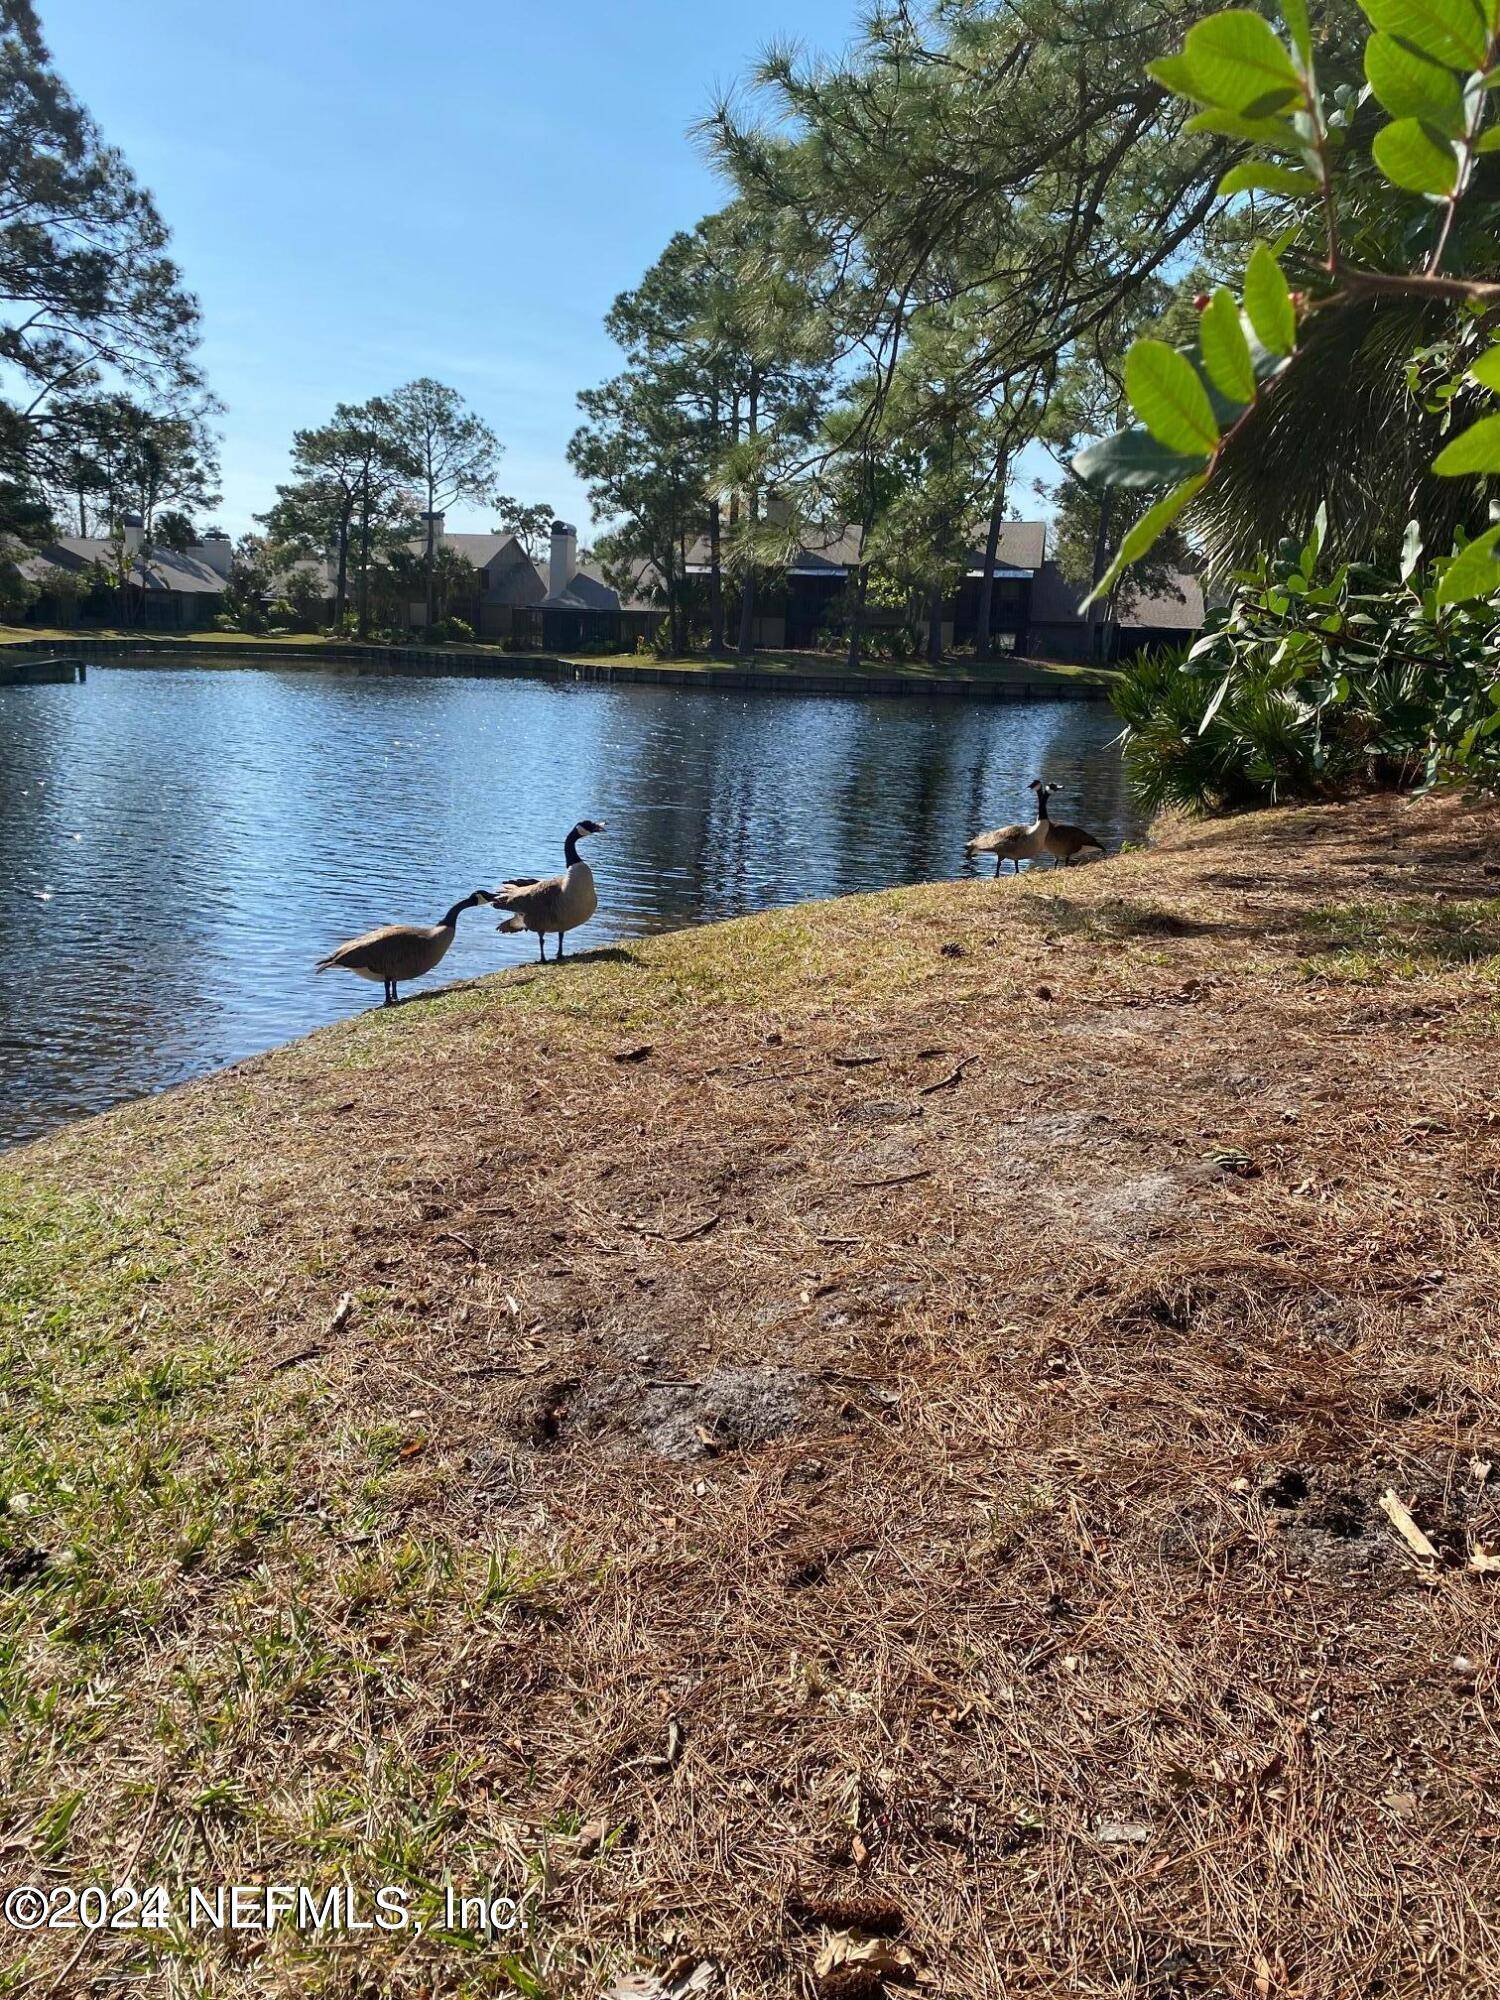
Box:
197, 530, 232, 579
121, 512, 143, 557
420, 510, 445, 541
548, 520, 577, 598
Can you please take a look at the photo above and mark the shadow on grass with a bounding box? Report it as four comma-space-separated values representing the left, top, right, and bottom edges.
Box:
1016, 894, 1219, 942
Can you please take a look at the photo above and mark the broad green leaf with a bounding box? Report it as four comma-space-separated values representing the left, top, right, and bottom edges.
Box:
1281, 0, 1314, 62
1199, 289, 1258, 403
1400, 518, 1425, 581
1372, 116, 1461, 195
1072, 427, 1212, 490
1365, 32, 1465, 129
1477, 123, 1500, 149
1197, 671, 1236, 736
1184, 107, 1305, 150
1147, 53, 1205, 98
1083, 475, 1209, 609
1218, 161, 1322, 195
1301, 498, 1329, 573
1125, 340, 1222, 454
1358, 0, 1490, 72
1183, 10, 1305, 112
1432, 411, 1500, 470
1243, 244, 1298, 356
1436, 522, 1500, 603
1469, 345, 1500, 389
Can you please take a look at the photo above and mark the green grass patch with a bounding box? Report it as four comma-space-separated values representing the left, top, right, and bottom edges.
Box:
1298, 896, 1500, 982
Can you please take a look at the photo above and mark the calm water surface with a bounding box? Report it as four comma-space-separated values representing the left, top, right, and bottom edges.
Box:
2, 661, 1142, 1145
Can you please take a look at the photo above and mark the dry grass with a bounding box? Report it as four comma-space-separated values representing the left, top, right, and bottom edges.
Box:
3, 792, 1500, 1998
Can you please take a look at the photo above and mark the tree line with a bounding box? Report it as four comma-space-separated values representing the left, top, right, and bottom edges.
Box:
567, 0, 1398, 668
0, 3, 552, 640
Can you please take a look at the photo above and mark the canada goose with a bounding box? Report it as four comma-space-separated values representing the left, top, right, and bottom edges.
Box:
1035, 782, 1105, 867
489, 819, 604, 963
965, 787, 1047, 876
315, 891, 489, 1005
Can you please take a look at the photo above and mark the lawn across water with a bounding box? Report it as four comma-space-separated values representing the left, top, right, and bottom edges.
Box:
0, 625, 1114, 692
3, 791, 1498, 1996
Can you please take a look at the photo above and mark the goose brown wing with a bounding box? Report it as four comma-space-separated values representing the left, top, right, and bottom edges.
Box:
966, 820, 1028, 854
317, 922, 421, 974
494, 874, 567, 927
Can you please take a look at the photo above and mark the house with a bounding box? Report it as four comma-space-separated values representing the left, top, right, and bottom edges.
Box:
682, 517, 1201, 660
374, 515, 656, 647
20, 516, 233, 628
504, 521, 660, 653
1026, 560, 1207, 662
401, 516, 546, 637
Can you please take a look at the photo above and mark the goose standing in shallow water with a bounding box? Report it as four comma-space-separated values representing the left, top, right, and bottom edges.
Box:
1035, 783, 1106, 866
489, 819, 604, 962
316, 891, 489, 1006
965, 779, 1048, 876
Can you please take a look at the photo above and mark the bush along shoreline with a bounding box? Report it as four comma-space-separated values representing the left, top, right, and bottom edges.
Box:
1113, 514, 1500, 813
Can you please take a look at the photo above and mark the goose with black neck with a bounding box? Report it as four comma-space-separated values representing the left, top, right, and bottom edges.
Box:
315, 891, 490, 1006
488, 818, 605, 963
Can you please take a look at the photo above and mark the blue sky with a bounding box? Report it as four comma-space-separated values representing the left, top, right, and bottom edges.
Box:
45, 0, 860, 540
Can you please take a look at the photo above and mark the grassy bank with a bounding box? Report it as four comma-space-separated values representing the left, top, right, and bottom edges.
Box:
3, 794, 1499, 1997
0, 626, 1111, 692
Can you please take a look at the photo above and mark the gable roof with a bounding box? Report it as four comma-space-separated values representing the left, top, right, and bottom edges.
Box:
964, 521, 1046, 574
542, 563, 622, 612
681, 518, 1049, 577
1028, 558, 1203, 629
411, 531, 517, 570
21, 538, 228, 595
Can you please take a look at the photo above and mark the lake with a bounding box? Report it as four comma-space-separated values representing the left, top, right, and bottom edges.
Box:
2, 660, 1142, 1145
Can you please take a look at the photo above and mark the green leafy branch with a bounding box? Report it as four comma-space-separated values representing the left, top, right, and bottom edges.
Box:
1078, 0, 1500, 606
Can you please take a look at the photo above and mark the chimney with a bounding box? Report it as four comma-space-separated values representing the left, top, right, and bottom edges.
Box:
121, 512, 143, 557
548, 520, 577, 598
420, 510, 445, 542
197, 530, 232, 579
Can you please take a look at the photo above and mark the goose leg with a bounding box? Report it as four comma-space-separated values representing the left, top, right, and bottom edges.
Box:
384, 979, 397, 1006
536, 932, 548, 964
556, 934, 565, 959
994, 856, 1003, 878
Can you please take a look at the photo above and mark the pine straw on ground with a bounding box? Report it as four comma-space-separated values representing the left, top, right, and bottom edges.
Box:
3, 791, 1500, 2000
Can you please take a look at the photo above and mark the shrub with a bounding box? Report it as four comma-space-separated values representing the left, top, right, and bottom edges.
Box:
432, 616, 474, 644
1113, 517, 1500, 811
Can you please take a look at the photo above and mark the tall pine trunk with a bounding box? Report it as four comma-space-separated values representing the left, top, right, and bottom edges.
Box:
708, 498, 726, 656
1087, 487, 1115, 662
736, 371, 759, 658
975, 450, 1010, 661
333, 504, 351, 633
423, 495, 437, 629
845, 565, 869, 672
357, 478, 373, 639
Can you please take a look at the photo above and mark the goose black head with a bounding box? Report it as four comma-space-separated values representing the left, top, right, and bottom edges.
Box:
573, 818, 606, 838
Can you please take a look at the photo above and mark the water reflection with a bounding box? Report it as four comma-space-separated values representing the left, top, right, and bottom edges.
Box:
2, 661, 1139, 1144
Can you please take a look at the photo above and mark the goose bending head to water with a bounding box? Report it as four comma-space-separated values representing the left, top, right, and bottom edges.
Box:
1034, 781, 1106, 867
315, 891, 489, 1006
488, 818, 604, 963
